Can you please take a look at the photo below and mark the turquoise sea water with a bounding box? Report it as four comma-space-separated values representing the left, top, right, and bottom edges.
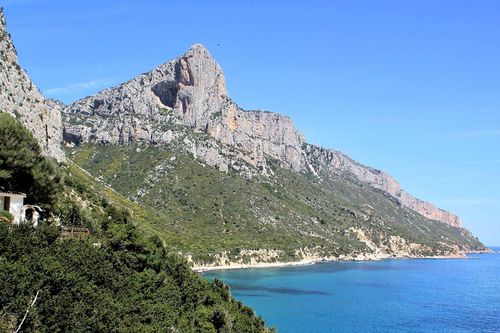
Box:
204, 249, 500, 333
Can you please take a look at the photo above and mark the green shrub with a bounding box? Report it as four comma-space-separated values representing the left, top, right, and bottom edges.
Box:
0, 209, 13, 222
0, 222, 271, 333
0, 113, 62, 208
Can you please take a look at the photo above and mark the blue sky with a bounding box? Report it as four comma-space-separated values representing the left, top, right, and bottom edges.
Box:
3, 0, 499, 245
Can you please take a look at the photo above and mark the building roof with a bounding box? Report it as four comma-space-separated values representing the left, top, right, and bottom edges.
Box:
0, 191, 27, 198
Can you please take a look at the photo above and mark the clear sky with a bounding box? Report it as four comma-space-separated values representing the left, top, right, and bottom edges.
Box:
3, 0, 499, 245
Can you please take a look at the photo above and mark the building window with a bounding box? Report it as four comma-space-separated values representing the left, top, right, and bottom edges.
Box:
3, 196, 10, 211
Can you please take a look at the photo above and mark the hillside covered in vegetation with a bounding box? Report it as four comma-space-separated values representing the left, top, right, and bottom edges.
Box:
57, 40, 486, 267
0, 113, 273, 333
66, 142, 484, 267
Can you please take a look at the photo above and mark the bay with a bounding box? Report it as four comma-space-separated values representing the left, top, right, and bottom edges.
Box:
204, 249, 500, 332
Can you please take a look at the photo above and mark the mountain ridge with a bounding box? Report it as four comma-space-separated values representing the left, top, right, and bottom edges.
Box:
62, 43, 461, 228
0, 7, 485, 265
0, 8, 65, 162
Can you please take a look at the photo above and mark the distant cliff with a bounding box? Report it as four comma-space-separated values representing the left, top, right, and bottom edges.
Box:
63, 44, 460, 227
0, 8, 65, 161
304, 145, 461, 227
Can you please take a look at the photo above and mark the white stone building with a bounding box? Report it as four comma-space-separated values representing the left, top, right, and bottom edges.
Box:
0, 191, 42, 226
0, 191, 26, 224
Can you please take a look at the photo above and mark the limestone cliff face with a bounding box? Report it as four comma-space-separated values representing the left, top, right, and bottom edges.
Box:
304, 145, 461, 227
64, 44, 304, 172
0, 9, 64, 161
63, 44, 461, 227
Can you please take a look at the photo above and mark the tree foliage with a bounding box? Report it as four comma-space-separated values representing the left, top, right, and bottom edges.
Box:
0, 221, 272, 333
0, 113, 273, 332
0, 113, 62, 207
0, 209, 13, 223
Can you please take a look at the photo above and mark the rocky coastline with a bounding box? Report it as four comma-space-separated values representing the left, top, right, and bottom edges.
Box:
192, 249, 494, 273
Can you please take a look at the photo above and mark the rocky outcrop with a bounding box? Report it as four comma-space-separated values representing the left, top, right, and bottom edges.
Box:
304, 144, 461, 227
0, 8, 65, 161
62, 43, 461, 227
64, 44, 303, 172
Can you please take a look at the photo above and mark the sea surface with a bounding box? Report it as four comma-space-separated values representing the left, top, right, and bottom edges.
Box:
204, 248, 500, 333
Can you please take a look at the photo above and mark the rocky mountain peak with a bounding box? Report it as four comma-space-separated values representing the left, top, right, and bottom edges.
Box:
155, 43, 228, 128
62, 44, 462, 228
63, 43, 305, 171
183, 43, 217, 65
188, 43, 209, 52
0, 7, 65, 161
0, 8, 6, 31
1, 9, 7, 36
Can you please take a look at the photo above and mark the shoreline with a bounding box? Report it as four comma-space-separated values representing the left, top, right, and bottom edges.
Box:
192, 251, 490, 273
194, 258, 318, 273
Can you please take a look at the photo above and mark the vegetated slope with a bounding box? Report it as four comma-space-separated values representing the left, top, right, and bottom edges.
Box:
0, 224, 272, 333
67, 143, 484, 266
60, 43, 486, 266
0, 113, 272, 333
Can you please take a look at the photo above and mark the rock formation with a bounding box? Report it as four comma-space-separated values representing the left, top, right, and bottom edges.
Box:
304, 145, 461, 227
62, 44, 461, 227
64, 44, 304, 172
0, 8, 65, 161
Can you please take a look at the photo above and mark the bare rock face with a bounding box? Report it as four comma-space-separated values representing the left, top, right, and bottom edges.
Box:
63, 43, 461, 228
0, 9, 65, 161
397, 191, 461, 227
63, 44, 304, 172
304, 144, 461, 227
